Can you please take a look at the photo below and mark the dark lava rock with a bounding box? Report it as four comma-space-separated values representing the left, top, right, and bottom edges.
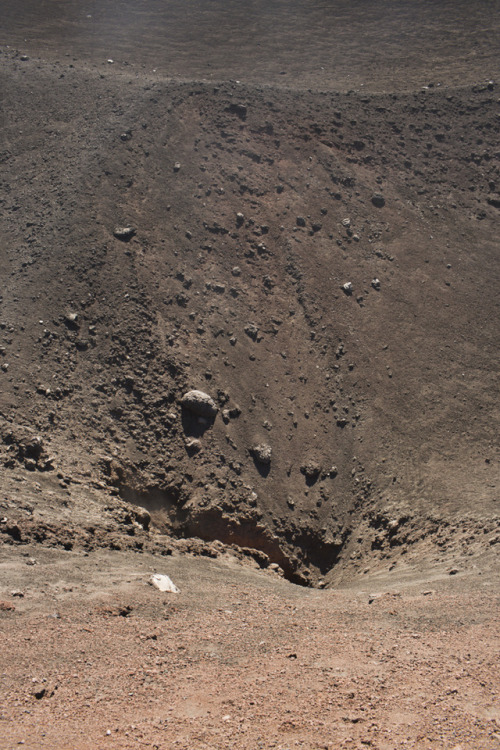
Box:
371, 193, 386, 208
113, 226, 136, 241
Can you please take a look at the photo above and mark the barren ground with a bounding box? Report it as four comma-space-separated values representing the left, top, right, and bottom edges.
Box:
0, 1, 499, 748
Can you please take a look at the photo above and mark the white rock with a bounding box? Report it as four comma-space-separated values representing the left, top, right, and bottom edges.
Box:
150, 574, 180, 594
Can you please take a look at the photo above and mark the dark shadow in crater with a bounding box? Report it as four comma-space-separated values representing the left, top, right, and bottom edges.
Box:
304, 473, 320, 487
181, 408, 215, 438
252, 457, 271, 478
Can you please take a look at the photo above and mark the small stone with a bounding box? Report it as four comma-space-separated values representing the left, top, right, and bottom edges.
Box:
236, 212, 245, 225
371, 278, 381, 290
251, 443, 272, 465
371, 193, 385, 208
173, 162, 181, 172
134, 507, 151, 530
342, 282, 353, 294
296, 216, 306, 227
341, 218, 351, 227
113, 226, 135, 241
181, 390, 218, 418
185, 437, 202, 452
231, 266, 241, 277
20, 55, 29, 62
300, 460, 322, 480
244, 323, 259, 341
228, 103, 247, 120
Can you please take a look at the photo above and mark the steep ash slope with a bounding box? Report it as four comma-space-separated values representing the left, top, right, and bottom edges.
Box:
1, 51, 498, 583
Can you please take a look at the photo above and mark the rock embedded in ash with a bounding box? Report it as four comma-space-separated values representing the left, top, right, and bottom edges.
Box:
181, 390, 218, 418
185, 437, 202, 453
251, 443, 272, 465
296, 216, 306, 227
113, 226, 136, 241
228, 103, 247, 120
372, 278, 381, 290
342, 282, 353, 295
371, 192, 386, 208
134, 506, 151, 530
300, 460, 322, 481
173, 161, 181, 172
244, 323, 260, 341
236, 212, 245, 226
63, 312, 79, 327
222, 405, 242, 423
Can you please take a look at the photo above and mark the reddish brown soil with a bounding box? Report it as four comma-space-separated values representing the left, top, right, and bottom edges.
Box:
1, 546, 499, 750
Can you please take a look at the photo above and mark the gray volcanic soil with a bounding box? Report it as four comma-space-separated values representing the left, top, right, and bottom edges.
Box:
0, 1, 499, 746
1, 47, 498, 583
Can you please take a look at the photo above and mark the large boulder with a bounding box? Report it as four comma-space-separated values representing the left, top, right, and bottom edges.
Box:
181, 390, 218, 419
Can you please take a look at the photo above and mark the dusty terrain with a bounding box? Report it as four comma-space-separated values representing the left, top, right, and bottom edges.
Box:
1, 546, 499, 749
0, 0, 499, 747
